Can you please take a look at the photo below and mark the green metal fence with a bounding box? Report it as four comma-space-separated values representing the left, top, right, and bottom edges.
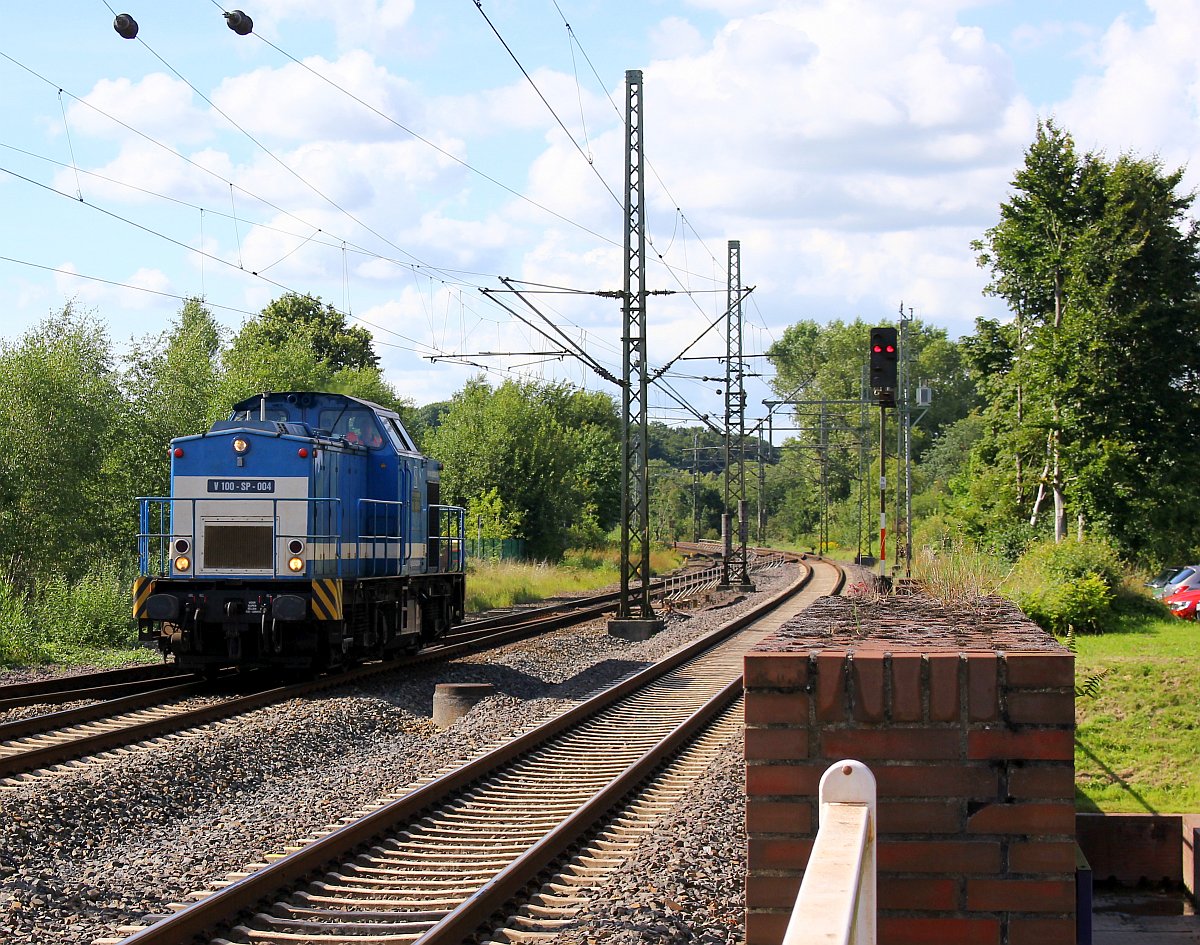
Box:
466, 537, 526, 560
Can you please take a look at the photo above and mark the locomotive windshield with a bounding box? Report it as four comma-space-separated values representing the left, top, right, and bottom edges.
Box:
321, 408, 384, 448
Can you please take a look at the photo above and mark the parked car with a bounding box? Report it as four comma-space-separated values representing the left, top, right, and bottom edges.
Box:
1146, 566, 1187, 590
1165, 586, 1200, 619
1155, 565, 1200, 599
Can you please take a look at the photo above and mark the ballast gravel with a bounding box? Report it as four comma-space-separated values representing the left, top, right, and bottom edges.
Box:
0, 565, 795, 945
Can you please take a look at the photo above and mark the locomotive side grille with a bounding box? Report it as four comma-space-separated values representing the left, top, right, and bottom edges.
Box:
204, 524, 273, 569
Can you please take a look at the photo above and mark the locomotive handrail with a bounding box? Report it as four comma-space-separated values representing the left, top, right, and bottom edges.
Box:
357, 497, 406, 578
137, 495, 344, 578
431, 504, 466, 573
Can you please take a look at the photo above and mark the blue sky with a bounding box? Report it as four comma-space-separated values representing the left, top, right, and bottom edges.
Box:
2, 1, 1197, 427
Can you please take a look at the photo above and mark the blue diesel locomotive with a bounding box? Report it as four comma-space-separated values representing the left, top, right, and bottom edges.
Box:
133, 392, 466, 672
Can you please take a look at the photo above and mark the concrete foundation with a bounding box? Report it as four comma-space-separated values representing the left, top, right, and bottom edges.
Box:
607, 618, 662, 641
432, 682, 495, 727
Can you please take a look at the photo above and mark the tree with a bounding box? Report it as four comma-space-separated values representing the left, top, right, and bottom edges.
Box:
219, 293, 406, 415
425, 378, 621, 559
1062, 154, 1200, 560
123, 298, 225, 498
252, 293, 378, 371
764, 317, 976, 553
973, 119, 1102, 540
0, 306, 130, 578
972, 121, 1200, 561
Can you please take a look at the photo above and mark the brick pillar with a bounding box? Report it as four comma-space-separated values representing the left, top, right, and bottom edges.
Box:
744, 596, 1075, 945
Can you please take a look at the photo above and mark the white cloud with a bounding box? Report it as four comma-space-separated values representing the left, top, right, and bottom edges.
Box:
244, 0, 417, 49
1055, 0, 1200, 189
651, 17, 709, 57
52, 263, 172, 313
211, 51, 421, 144
508, 0, 1033, 342
67, 73, 215, 146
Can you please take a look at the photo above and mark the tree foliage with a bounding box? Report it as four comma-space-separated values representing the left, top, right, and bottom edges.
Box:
970, 120, 1200, 562
249, 293, 378, 372
425, 378, 621, 559
0, 306, 130, 579
124, 299, 225, 499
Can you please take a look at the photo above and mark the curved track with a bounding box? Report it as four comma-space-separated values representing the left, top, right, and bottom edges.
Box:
102, 556, 842, 945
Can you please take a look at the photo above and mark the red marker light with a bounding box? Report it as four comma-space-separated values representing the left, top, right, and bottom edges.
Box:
298, 448, 309, 458
173, 447, 184, 458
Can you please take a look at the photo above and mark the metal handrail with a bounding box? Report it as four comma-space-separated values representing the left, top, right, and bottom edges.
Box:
137, 496, 343, 578
783, 760, 877, 945
430, 504, 467, 573
357, 497, 406, 577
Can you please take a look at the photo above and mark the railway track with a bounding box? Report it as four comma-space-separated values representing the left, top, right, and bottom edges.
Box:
0, 559, 740, 786
101, 556, 842, 945
0, 661, 195, 712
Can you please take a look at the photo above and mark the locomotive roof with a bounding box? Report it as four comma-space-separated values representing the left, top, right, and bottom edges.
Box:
224, 391, 418, 452
231, 391, 399, 417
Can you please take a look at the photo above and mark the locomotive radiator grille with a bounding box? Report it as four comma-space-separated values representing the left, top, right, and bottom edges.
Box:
204, 524, 273, 569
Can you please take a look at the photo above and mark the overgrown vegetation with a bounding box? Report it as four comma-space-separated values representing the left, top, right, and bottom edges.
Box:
465, 545, 682, 614
0, 560, 147, 666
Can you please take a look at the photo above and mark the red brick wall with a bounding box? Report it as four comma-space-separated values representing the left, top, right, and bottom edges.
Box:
1076, 812, 1185, 885
745, 643, 1075, 945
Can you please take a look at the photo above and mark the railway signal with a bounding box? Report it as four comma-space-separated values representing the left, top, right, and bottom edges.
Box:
869, 327, 898, 406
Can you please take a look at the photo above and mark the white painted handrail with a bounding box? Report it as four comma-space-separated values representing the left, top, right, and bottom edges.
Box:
782, 760, 877, 945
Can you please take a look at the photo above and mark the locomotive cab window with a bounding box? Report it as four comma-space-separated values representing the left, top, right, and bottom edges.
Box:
231, 407, 288, 423
322, 409, 384, 449
385, 417, 417, 452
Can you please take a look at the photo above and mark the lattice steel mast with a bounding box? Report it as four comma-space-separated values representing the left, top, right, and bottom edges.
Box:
612, 69, 656, 629
721, 240, 753, 589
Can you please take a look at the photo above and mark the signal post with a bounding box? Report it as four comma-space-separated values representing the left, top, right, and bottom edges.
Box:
869, 327, 897, 582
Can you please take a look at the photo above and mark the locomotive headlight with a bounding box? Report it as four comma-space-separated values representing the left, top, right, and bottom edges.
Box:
287, 556, 304, 573
232, 437, 250, 454
174, 555, 191, 572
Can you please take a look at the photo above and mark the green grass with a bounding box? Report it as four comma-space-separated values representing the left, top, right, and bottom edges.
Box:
0, 559, 148, 670
1073, 614, 1200, 813
465, 545, 683, 613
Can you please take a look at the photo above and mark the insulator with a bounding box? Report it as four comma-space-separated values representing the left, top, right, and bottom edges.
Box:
224, 9, 254, 35
113, 13, 139, 39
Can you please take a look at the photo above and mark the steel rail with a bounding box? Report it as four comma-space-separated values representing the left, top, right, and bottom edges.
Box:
0, 677, 236, 743
110, 556, 835, 945
0, 662, 193, 707
420, 675, 745, 945
0, 565, 720, 782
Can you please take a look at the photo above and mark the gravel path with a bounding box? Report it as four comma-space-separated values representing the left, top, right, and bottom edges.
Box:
0, 566, 795, 945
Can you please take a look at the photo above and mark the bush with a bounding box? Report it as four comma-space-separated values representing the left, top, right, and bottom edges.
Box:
1019, 573, 1114, 635
0, 558, 137, 665
1010, 537, 1125, 634
57, 560, 138, 648
1011, 536, 1125, 590
0, 575, 47, 664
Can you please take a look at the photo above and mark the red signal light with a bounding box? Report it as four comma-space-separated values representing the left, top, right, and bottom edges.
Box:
873, 345, 882, 353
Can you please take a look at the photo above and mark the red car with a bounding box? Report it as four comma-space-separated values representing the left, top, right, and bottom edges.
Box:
1165, 586, 1200, 619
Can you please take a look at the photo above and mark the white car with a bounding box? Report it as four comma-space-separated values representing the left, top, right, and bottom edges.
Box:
1157, 565, 1200, 599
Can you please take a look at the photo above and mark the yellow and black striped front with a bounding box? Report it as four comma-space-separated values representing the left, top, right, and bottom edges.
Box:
132, 576, 155, 618
312, 578, 343, 621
